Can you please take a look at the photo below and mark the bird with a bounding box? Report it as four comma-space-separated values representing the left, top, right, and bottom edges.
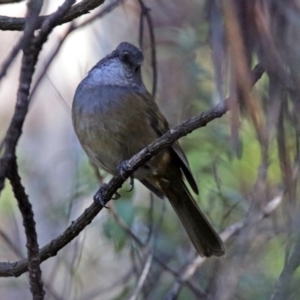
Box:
72, 42, 225, 257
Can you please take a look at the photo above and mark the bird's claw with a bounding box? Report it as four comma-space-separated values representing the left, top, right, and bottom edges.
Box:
112, 191, 121, 200
117, 160, 129, 179
127, 176, 134, 192
117, 160, 135, 192
93, 183, 110, 208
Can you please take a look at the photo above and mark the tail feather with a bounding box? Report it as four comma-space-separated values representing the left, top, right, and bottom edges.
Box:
163, 182, 225, 257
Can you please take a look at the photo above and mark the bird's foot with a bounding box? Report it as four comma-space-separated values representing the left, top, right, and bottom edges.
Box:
94, 183, 110, 208
112, 191, 121, 200
127, 176, 134, 192
117, 160, 129, 178
117, 160, 135, 192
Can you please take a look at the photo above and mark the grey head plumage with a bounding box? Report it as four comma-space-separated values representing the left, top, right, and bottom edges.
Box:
87, 42, 146, 89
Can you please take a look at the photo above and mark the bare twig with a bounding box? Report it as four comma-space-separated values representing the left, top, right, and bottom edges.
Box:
129, 253, 153, 300
7, 157, 45, 299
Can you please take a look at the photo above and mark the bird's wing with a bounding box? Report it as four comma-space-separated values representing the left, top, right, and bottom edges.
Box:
140, 92, 199, 195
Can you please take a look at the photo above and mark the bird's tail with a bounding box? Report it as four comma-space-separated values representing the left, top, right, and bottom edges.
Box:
162, 182, 225, 257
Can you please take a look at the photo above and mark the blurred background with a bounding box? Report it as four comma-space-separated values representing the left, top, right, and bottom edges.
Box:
0, 0, 299, 299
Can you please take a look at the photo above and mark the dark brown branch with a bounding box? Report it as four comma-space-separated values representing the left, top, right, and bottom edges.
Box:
0, 64, 264, 278
0, 0, 105, 31
7, 157, 45, 299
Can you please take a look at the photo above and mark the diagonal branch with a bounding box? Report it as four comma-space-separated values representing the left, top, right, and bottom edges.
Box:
0, 63, 264, 278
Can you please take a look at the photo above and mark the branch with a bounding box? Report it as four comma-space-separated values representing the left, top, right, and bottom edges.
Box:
0, 63, 264, 278
7, 157, 45, 299
0, 0, 105, 31
129, 253, 153, 300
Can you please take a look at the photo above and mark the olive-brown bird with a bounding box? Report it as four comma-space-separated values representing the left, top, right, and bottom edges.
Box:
72, 42, 225, 257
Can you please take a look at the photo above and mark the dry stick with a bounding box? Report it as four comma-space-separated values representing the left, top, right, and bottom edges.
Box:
0, 0, 105, 31
0, 0, 76, 193
165, 194, 283, 300
0, 63, 264, 278
129, 253, 153, 300
7, 157, 45, 299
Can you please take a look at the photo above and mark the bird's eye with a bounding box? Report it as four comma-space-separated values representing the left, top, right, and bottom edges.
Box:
121, 52, 130, 63
134, 65, 140, 73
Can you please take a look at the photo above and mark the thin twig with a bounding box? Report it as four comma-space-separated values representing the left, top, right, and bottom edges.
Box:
109, 203, 206, 298
129, 253, 153, 300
